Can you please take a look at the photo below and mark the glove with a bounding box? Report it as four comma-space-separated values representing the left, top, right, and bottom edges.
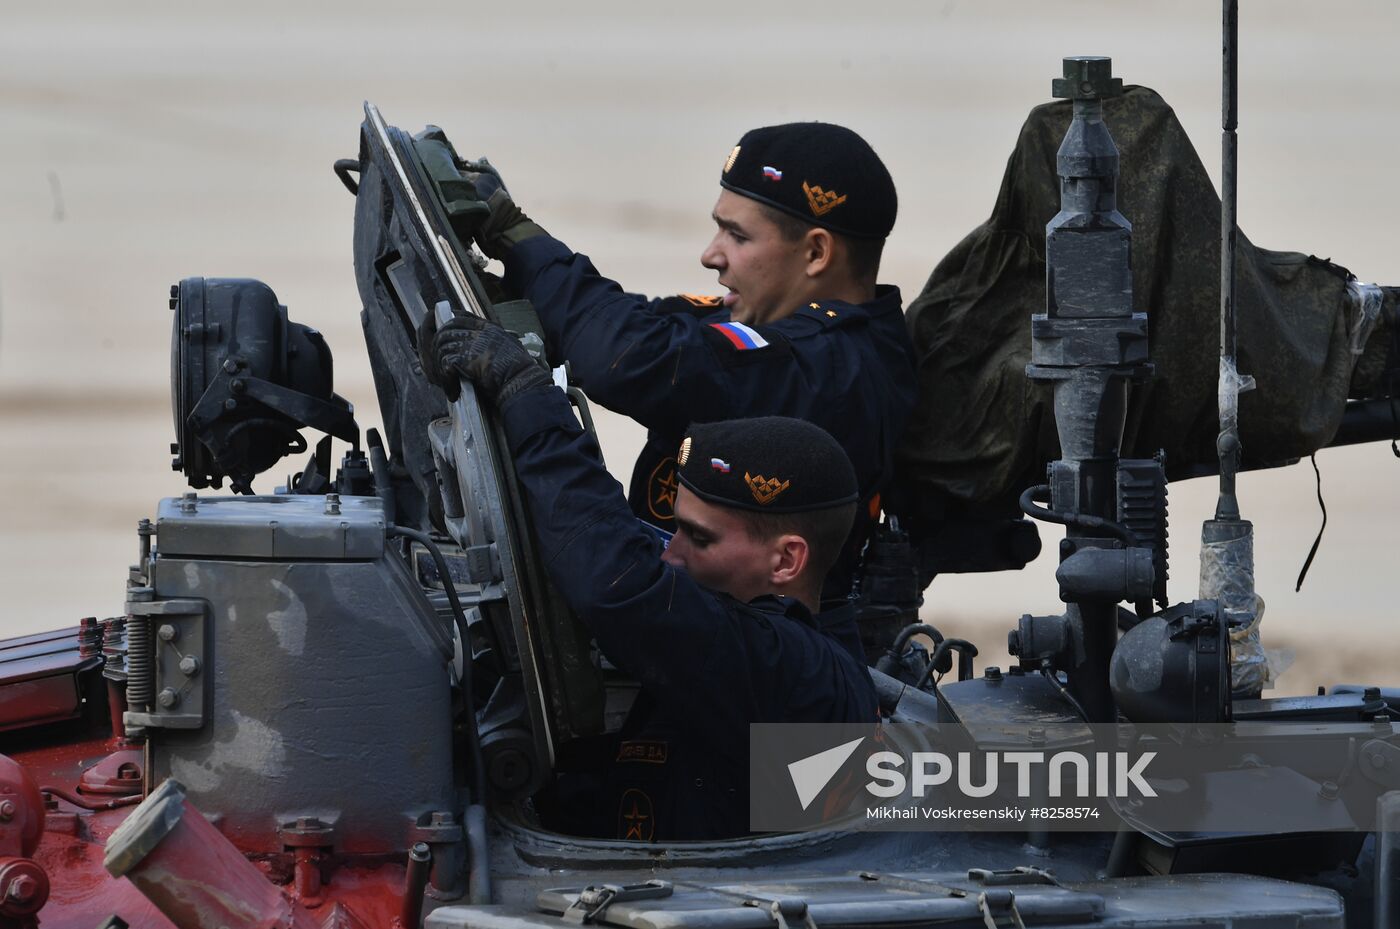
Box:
470, 187, 548, 260
418, 311, 551, 404
452, 159, 546, 260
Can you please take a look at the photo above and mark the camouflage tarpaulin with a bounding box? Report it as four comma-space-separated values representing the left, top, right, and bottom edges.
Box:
899, 86, 1394, 514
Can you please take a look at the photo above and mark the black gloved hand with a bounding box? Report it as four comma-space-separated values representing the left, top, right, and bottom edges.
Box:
417, 311, 551, 404
469, 187, 548, 261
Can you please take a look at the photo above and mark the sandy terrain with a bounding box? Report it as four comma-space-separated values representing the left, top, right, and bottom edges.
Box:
1, 1, 1395, 695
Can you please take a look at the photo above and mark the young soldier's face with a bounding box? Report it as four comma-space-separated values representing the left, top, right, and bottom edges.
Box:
663, 486, 780, 603
700, 191, 811, 326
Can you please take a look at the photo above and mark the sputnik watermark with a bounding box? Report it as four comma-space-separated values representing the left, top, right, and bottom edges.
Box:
865, 750, 1157, 799
750, 722, 1391, 833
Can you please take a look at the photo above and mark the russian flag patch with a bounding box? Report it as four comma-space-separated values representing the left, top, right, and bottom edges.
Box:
711, 457, 731, 473
762, 165, 783, 181
708, 321, 769, 350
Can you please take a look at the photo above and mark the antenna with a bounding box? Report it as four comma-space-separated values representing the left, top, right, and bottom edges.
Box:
1200, 0, 1265, 699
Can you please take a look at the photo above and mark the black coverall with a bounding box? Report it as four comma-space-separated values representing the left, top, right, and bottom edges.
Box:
502, 235, 918, 601
501, 382, 878, 840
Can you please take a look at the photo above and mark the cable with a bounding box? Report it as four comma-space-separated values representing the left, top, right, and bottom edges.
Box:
1019, 485, 1137, 545
1294, 453, 1328, 591
387, 524, 487, 806
1040, 667, 1091, 724
916, 638, 979, 690
42, 785, 141, 811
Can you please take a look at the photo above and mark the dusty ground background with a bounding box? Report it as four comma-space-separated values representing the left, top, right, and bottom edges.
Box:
2, 1, 1395, 695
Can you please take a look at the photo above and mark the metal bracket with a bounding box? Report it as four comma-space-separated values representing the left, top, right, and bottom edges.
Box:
968, 866, 1061, 888
561, 881, 673, 925
123, 597, 208, 731
978, 890, 1027, 929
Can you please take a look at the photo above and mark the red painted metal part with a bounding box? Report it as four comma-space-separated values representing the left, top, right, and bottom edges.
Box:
104, 779, 323, 929
0, 756, 50, 929
0, 627, 102, 734
0, 756, 44, 859
76, 747, 143, 797
5, 736, 411, 928
0, 857, 49, 927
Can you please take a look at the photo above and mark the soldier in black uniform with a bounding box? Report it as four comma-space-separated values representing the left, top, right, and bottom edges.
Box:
460, 122, 917, 604
421, 314, 878, 840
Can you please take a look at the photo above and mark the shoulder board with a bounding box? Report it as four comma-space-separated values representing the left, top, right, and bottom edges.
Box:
790, 300, 865, 329
654, 293, 725, 318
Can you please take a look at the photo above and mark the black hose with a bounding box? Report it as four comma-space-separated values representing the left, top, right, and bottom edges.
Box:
876, 623, 946, 683
387, 524, 488, 807
916, 638, 979, 690
890, 622, 945, 655
1019, 485, 1136, 545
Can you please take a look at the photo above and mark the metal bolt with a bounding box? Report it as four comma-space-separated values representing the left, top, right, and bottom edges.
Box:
324, 493, 341, 516
7, 875, 36, 903
180, 492, 198, 514
157, 688, 179, 709
222, 359, 239, 374
158, 624, 178, 642
178, 656, 200, 677
0, 800, 15, 822
1370, 752, 1386, 770
1319, 780, 1340, 801
223, 398, 238, 411
1365, 687, 1382, 702
984, 666, 1003, 682
230, 378, 245, 394
1028, 727, 1047, 745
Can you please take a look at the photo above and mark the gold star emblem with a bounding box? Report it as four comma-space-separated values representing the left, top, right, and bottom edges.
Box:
826, 310, 838, 318
809, 302, 821, 309
654, 470, 678, 510
647, 458, 679, 520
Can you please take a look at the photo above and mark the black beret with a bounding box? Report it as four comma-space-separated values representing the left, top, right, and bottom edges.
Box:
719, 122, 897, 240
675, 417, 858, 514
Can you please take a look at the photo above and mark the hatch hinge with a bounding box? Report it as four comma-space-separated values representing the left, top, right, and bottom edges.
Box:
978, 889, 1027, 929
561, 880, 672, 925
743, 897, 818, 929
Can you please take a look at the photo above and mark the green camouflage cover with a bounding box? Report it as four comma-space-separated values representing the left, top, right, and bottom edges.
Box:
899, 86, 1393, 515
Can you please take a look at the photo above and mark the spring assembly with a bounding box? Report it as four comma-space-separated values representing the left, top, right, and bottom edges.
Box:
125, 615, 155, 710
